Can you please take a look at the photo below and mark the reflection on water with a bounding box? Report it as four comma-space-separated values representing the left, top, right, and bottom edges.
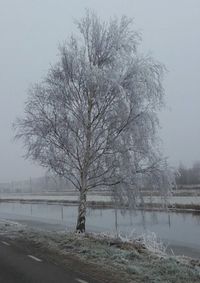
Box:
0, 202, 200, 249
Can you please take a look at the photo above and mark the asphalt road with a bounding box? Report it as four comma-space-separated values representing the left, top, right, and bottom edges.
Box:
0, 237, 96, 283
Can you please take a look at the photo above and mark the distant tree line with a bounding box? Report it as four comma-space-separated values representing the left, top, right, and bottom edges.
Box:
176, 162, 200, 185
0, 175, 73, 193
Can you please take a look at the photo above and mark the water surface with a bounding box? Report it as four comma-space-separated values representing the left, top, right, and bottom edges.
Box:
0, 202, 200, 258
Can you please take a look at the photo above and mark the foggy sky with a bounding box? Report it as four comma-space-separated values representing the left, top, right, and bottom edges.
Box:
0, 0, 200, 182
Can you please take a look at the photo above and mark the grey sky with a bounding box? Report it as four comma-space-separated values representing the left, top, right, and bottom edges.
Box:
0, 0, 199, 181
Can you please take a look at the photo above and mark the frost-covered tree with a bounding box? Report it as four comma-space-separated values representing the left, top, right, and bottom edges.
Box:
15, 12, 169, 232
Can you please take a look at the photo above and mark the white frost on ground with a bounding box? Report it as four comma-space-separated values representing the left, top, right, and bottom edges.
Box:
0, 218, 26, 237
0, 193, 111, 202
88, 229, 167, 257
0, 218, 200, 283
136, 231, 167, 255
1, 193, 200, 205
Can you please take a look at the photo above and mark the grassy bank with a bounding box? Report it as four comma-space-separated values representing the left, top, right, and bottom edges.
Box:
0, 221, 200, 283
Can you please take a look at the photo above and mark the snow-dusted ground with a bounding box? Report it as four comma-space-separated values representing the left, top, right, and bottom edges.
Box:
0, 193, 200, 205
0, 193, 110, 202
0, 219, 199, 283
146, 196, 200, 205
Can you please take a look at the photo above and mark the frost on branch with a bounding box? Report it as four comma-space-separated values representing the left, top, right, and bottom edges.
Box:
14, 11, 172, 231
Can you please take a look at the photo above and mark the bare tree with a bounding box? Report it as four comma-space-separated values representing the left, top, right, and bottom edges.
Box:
14, 11, 168, 232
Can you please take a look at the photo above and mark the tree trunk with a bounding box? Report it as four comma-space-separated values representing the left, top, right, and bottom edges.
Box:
76, 189, 87, 233
76, 94, 91, 233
